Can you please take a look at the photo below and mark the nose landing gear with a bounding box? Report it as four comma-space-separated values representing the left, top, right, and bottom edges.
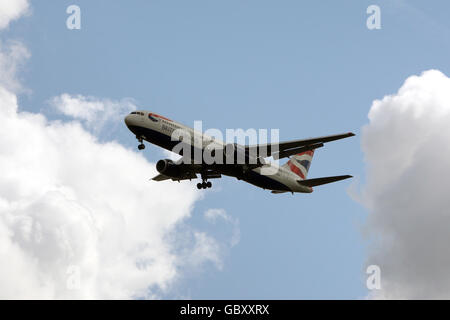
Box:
137, 136, 145, 150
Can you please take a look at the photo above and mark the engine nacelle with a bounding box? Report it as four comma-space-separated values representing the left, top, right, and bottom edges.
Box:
156, 159, 182, 178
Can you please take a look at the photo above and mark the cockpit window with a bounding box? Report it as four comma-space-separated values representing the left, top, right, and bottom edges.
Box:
130, 112, 144, 116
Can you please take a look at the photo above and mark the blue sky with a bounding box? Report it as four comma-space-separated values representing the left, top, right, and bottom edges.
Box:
5, 0, 450, 299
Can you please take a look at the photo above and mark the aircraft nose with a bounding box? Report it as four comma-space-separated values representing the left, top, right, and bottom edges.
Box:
124, 114, 132, 127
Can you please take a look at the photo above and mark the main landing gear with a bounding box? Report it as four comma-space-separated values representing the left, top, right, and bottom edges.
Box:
137, 136, 145, 150
197, 180, 212, 189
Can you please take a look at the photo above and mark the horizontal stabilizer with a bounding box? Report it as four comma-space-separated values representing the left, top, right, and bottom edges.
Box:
298, 175, 352, 187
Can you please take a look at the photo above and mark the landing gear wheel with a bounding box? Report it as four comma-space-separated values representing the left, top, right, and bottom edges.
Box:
136, 136, 145, 150
198, 173, 213, 189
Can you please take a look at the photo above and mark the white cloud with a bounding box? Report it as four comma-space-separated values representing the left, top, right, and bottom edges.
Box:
204, 208, 240, 247
0, 7, 232, 299
190, 232, 223, 270
205, 208, 229, 222
0, 0, 29, 30
50, 94, 137, 134
0, 1, 30, 92
0, 85, 232, 299
361, 69, 450, 299
0, 40, 30, 92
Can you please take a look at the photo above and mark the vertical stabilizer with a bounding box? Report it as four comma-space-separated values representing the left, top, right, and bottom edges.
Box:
282, 150, 314, 180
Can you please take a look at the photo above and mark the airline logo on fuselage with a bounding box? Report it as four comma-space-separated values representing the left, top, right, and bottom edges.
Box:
148, 113, 173, 122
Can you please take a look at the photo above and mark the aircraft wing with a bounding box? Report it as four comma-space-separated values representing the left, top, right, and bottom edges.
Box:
245, 132, 355, 159
151, 171, 198, 181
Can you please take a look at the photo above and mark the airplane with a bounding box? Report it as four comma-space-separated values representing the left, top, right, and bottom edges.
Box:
124, 111, 355, 194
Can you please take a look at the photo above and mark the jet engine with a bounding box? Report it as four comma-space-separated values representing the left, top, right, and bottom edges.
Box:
156, 159, 183, 178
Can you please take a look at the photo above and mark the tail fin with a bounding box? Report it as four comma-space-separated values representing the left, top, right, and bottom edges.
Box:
282, 150, 314, 180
